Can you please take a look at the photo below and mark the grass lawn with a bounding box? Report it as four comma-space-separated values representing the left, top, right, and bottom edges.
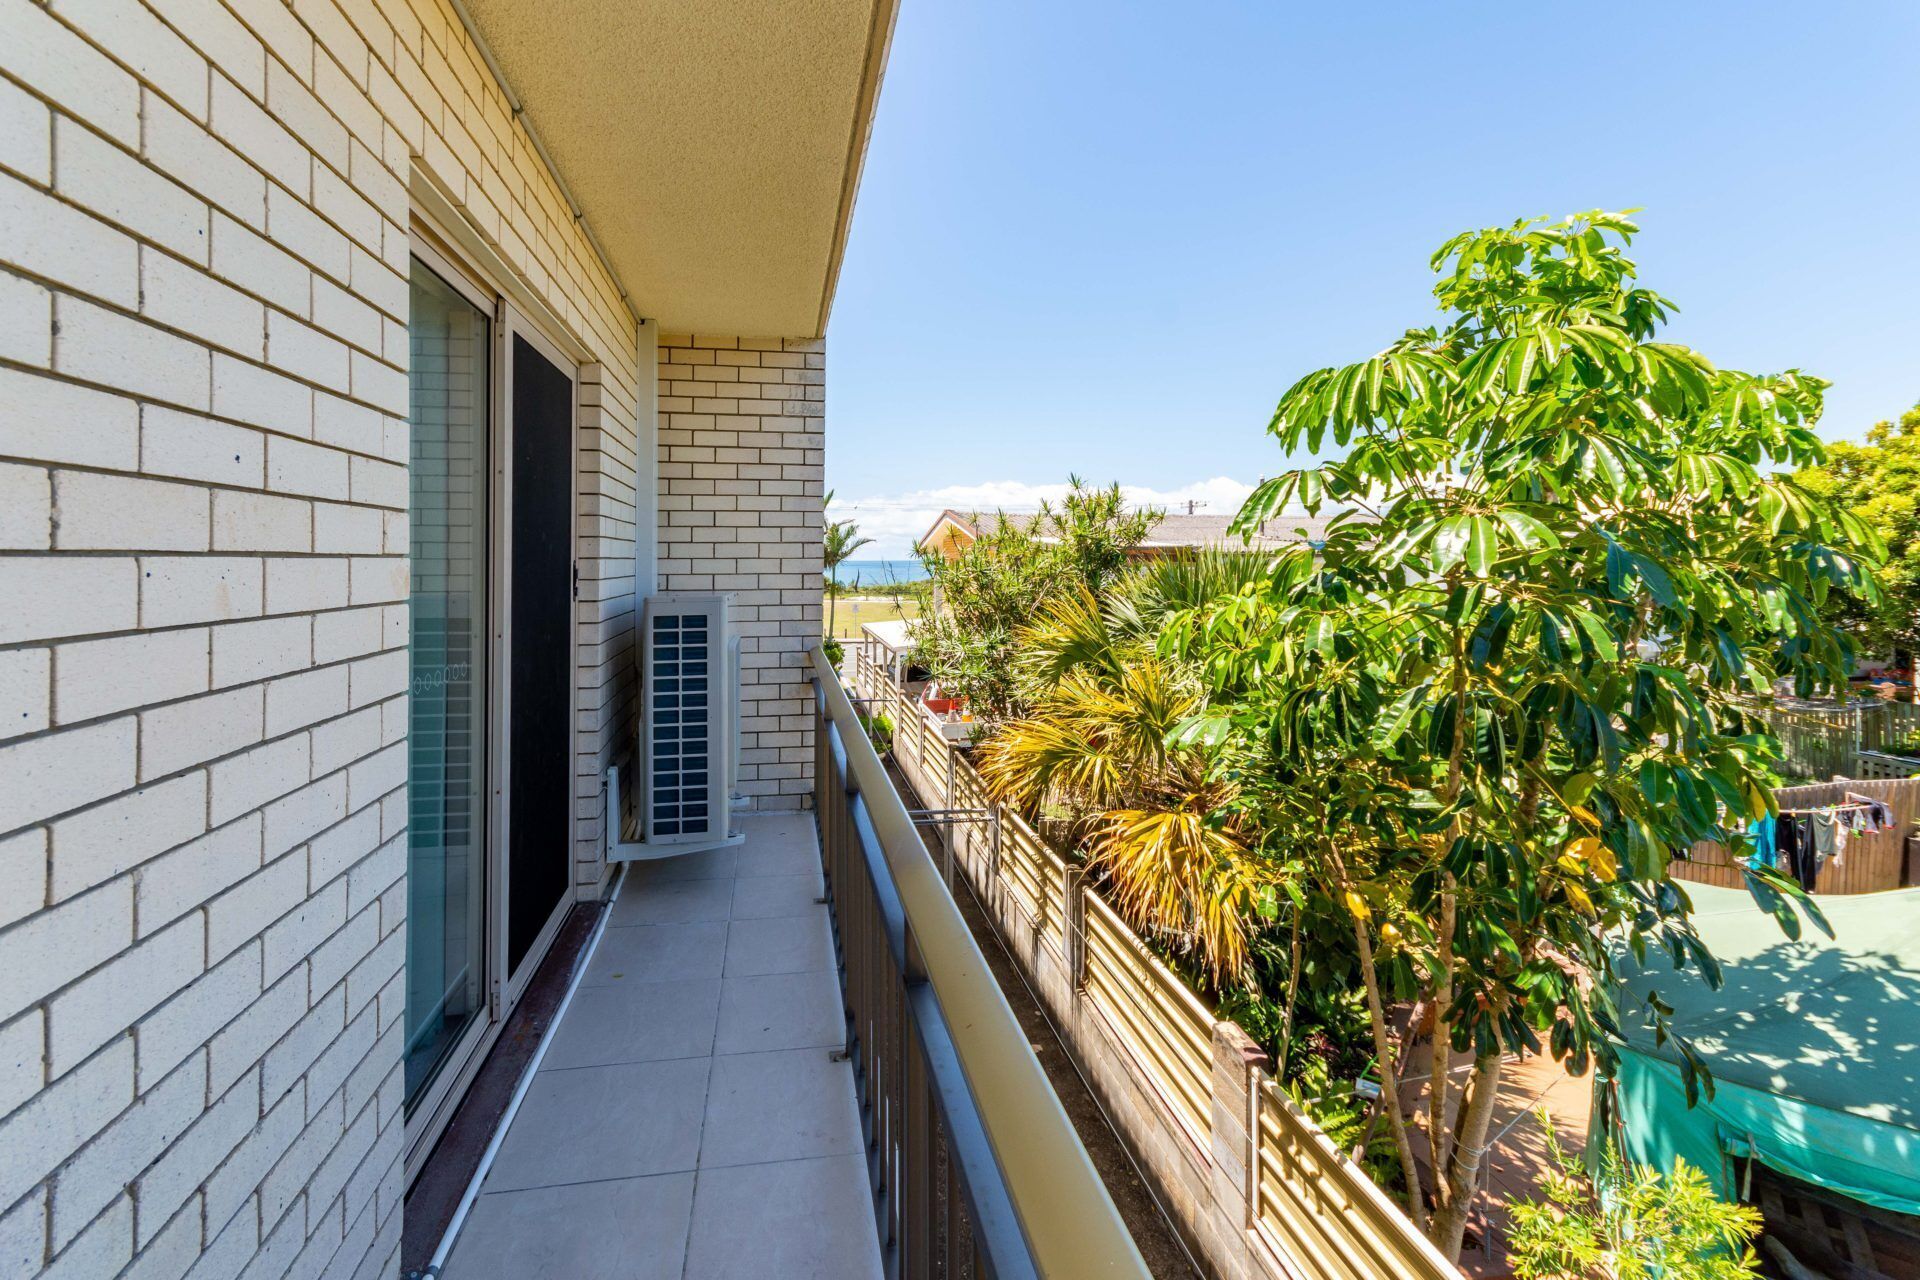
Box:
828, 595, 922, 639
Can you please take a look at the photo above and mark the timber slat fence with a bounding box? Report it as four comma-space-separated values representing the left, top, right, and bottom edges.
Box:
1761, 698, 1920, 784
846, 642, 1458, 1280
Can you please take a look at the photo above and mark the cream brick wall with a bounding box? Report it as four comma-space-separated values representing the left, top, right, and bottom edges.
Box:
0, 0, 643, 1276
657, 335, 825, 809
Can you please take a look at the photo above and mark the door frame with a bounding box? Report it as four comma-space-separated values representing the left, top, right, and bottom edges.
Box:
493, 301, 580, 1017
402, 220, 581, 1185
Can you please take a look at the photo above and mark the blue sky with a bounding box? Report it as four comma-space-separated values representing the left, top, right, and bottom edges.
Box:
825, 2, 1920, 556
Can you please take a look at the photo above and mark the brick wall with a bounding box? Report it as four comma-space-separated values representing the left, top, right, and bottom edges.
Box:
657, 335, 825, 810
0, 0, 640, 1277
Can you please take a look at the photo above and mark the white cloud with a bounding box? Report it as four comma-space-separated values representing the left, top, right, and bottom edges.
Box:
832, 476, 1260, 558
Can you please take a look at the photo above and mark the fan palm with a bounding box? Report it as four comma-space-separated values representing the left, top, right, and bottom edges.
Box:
976, 556, 1275, 981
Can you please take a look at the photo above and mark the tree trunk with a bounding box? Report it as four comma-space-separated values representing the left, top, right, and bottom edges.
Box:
1430, 1051, 1505, 1260
1426, 893, 1456, 1215
1274, 912, 1303, 1081
1430, 619, 1469, 1216
1350, 913, 1425, 1228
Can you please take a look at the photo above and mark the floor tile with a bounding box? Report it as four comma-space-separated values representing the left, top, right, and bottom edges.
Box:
734, 812, 816, 848
486, 1057, 709, 1191
584, 921, 727, 985
729, 873, 825, 920
714, 970, 845, 1055
631, 846, 740, 882
700, 1047, 862, 1168
444, 1174, 694, 1280
540, 979, 720, 1071
723, 914, 835, 978
735, 839, 819, 879
683, 1154, 883, 1280
607, 876, 734, 927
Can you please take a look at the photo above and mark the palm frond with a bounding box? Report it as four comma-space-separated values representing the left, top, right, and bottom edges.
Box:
1091, 806, 1261, 981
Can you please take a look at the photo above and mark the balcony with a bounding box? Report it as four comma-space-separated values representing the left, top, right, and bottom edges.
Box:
409, 633, 1481, 1280
424, 655, 1147, 1277
439, 815, 883, 1277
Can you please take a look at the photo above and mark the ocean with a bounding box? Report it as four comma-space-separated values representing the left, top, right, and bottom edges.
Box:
833, 559, 930, 587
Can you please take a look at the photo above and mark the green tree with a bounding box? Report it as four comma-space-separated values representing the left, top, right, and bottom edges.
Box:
1797, 400, 1920, 659
1169, 211, 1875, 1256
918, 479, 1156, 718
1505, 1115, 1762, 1280
823, 489, 873, 639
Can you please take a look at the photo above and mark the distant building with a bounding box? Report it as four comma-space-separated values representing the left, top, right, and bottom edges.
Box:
917, 508, 1355, 561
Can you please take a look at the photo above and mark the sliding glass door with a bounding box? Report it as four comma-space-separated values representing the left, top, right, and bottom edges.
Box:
402, 238, 581, 1176
405, 257, 493, 1109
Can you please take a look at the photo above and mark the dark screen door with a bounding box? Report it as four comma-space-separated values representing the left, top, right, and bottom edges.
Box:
507, 334, 572, 973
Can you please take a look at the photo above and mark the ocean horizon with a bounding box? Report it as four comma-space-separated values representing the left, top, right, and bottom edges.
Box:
833, 558, 929, 586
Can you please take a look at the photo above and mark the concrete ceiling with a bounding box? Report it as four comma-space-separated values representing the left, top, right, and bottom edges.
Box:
459, 0, 896, 338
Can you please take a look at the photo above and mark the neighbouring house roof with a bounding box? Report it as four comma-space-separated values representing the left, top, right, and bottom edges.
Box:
916, 508, 1358, 554
455, 0, 898, 337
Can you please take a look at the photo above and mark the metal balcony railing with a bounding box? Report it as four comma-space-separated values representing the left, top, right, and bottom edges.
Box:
809, 646, 1150, 1279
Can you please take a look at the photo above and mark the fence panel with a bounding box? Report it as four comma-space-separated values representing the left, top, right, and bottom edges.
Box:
1763, 704, 1860, 781
1255, 1080, 1457, 1280
1080, 890, 1215, 1149
995, 809, 1054, 936
1857, 750, 1920, 781
1860, 700, 1920, 753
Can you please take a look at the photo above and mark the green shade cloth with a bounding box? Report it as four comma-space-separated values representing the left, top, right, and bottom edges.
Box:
1611, 882, 1920, 1214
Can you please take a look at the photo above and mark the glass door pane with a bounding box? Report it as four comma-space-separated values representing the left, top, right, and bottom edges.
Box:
405, 258, 492, 1108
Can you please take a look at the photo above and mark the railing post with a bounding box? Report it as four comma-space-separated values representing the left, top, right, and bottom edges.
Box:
1209, 1021, 1272, 1244
989, 801, 1002, 888
1062, 867, 1087, 990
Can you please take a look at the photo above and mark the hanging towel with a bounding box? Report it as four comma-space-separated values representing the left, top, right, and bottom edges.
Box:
1808, 810, 1841, 887
1745, 816, 1776, 869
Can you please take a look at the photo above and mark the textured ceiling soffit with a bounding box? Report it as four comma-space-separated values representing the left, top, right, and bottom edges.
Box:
460, 0, 883, 337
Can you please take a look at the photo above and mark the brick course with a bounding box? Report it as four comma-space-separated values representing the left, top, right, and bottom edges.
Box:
657, 335, 825, 809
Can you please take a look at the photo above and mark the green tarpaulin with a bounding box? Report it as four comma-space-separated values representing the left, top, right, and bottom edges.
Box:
1611, 882, 1920, 1214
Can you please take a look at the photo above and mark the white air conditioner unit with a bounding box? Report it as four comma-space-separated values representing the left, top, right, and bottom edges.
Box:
606, 592, 745, 862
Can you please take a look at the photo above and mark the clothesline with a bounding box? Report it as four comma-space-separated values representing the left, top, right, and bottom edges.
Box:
1745, 792, 1897, 890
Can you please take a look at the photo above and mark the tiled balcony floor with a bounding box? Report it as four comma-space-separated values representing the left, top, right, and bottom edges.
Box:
443, 814, 883, 1279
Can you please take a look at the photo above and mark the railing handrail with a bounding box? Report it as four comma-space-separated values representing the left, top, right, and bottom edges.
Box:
811, 645, 1149, 1278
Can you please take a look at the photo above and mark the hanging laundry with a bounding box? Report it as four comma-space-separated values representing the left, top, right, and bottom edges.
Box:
1808, 810, 1842, 886
1776, 813, 1807, 883
1745, 815, 1776, 870
1843, 792, 1894, 833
